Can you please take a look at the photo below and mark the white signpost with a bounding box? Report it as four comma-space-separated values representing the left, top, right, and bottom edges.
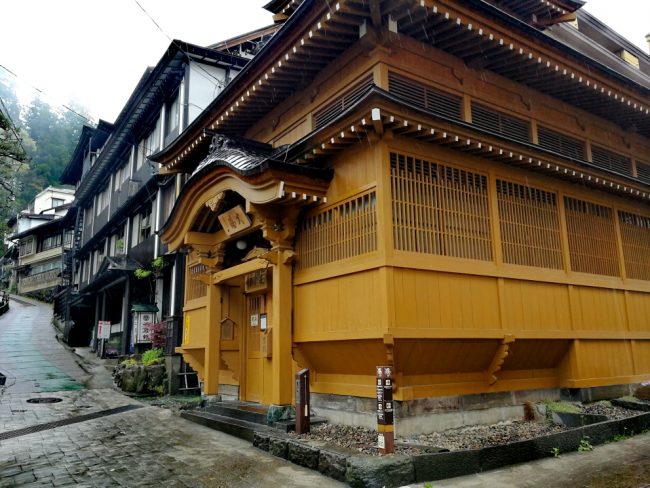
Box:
98, 320, 111, 339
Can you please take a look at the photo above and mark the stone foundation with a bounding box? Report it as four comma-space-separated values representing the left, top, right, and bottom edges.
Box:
218, 384, 240, 401
311, 386, 644, 436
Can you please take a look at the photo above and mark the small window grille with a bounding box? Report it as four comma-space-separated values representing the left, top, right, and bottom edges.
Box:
537, 126, 585, 160
471, 103, 530, 144
591, 145, 631, 176
186, 263, 207, 300
635, 161, 650, 185
388, 73, 462, 120
313, 75, 374, 129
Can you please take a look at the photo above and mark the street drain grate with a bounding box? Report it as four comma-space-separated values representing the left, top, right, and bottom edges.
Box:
0, 404, 144, 441
26, 397, 63, 404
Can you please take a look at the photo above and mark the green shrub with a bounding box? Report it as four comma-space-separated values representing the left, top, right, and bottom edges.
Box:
545, 401, 581, 414
578, 439, 593, 452
142, 348, 164, 366
121, 358, 138, 367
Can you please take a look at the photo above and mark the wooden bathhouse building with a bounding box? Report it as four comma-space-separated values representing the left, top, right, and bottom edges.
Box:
153, 0, 650, 430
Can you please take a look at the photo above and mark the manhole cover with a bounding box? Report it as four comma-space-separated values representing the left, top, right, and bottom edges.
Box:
26, 398, 62, 404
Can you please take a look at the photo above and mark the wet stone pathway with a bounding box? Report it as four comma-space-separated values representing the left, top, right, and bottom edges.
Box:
0, 297, 84, 393
0, 297, 344, 487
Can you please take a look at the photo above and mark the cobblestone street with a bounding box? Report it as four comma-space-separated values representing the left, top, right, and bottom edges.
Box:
0, 297, 344, 487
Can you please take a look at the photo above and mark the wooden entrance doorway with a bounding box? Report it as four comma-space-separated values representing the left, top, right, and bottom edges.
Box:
243, 293, 267, 403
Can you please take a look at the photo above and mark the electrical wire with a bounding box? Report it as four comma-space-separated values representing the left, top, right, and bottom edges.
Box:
132, 0, 229, 90
0, 64, 92, 124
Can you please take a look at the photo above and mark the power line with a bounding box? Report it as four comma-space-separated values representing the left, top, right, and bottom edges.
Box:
131, 0, 228, 90
0, 64, 92, 124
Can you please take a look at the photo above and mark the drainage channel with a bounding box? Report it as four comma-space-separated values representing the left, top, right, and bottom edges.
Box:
0, 404, 144, 441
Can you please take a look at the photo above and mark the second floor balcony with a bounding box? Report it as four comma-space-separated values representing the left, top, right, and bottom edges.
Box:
18, 268, 61, 294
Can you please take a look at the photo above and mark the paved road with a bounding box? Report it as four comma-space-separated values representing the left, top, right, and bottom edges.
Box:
407, 431, 650, 488
0, 298, 344, 487
2, 297, 649, 487
0, 297, 85, 393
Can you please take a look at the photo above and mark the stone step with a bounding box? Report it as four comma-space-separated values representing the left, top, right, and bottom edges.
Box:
205, 403, 269, 425
181, 411, 275, 442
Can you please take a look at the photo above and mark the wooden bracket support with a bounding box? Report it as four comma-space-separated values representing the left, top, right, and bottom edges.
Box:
487, 335, 515, 385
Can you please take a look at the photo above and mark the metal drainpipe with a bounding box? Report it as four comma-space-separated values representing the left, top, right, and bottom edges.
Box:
154, 189, 162, 258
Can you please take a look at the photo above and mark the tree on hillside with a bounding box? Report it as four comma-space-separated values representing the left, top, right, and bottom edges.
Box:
20, 97, 87, 207
0, 103, 30, 251
0, 105, 28, 204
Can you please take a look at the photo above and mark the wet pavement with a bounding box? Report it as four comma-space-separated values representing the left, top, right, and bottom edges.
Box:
2, 296, 649, 487
0, 297, 344, 487
0, 297, 85, 393
405, 431, 650, 487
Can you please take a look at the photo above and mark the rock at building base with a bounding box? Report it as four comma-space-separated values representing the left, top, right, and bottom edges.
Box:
346, 455, 414, 488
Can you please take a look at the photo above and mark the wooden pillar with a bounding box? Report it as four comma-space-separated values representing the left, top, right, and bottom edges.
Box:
203, 282, 222, 395
257, 204, 300, 406
271, 248, 294, 405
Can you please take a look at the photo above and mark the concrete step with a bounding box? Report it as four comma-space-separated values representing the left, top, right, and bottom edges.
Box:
181, 411, 275, 442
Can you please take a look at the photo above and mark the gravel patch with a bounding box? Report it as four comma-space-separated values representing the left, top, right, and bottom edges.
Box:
581, 401, 640, 420
406, 420, 566, 451
291, 401, 645, 455
290, 420, 567, 455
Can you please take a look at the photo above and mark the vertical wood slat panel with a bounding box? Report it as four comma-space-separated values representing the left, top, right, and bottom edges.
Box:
390, 152, 492, 261
619, 211, 650, 281
186, 263, 207, 300
295, 189, 377, 270
496, 179, 563, 269
564, 197, 620, 277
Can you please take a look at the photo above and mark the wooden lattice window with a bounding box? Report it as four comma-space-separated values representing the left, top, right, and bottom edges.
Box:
390, 152, 492, 261
295, 190, 377, 269
497, 180, 563, 269
564, 197, 620, 277
185, 263, 207, 300
619, 211, 650, 281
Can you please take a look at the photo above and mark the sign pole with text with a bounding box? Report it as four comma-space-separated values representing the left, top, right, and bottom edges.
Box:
376, 366, 395, 455
295, 369, 310, 434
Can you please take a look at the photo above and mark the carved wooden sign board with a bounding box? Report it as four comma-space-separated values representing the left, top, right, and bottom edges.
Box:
218, 205, 251, 235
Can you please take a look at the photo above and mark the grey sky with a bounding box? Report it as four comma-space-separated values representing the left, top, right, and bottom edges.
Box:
0, 0, 647, 123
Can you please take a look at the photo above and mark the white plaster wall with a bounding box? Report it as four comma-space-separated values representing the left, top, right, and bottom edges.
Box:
187, 62, 228, 124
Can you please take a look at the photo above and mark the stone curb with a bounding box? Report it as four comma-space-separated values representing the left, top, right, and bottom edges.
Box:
252, 407, 650, 487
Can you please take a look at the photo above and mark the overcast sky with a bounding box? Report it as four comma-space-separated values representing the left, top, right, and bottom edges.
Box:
0, 0, 647, 124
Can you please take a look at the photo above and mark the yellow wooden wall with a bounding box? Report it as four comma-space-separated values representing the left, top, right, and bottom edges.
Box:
292, 134, 650, 399
179, 27, 650, 402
